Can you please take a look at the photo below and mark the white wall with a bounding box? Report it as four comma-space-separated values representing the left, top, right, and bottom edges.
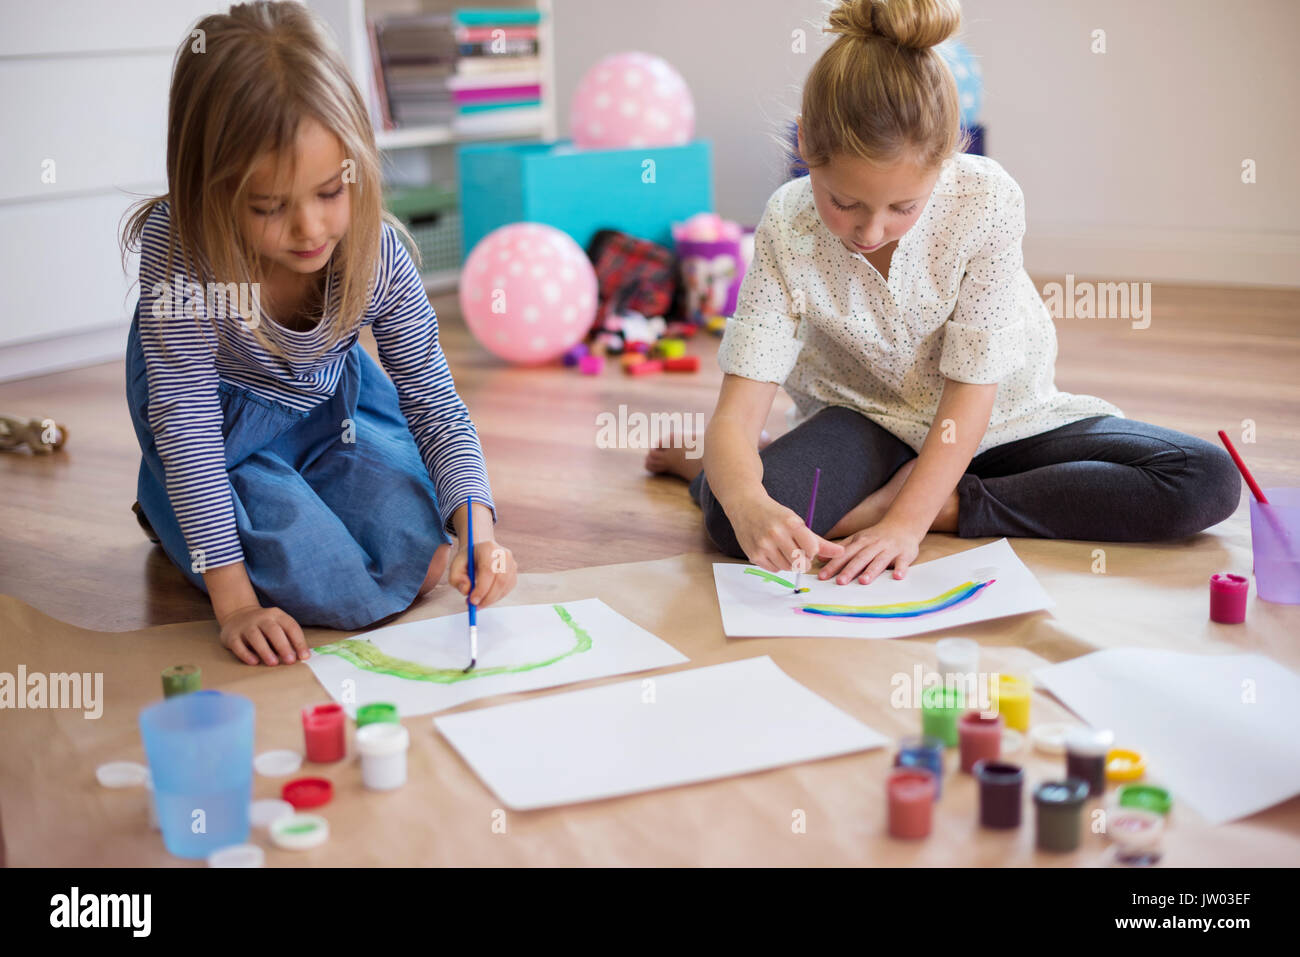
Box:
2, 0, 1294, 382
0, 0, 215, 381
552, 0, 1300, 286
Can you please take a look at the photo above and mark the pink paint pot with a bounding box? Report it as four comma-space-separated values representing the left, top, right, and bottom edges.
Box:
959, 711, 1003, 773
887, 768, 936, 839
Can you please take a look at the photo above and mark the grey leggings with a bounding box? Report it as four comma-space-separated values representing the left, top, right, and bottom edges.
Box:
689, 409, 1242, 557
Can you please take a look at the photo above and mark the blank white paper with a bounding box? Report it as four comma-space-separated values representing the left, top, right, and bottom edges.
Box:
1034, 648, 1300, 825
712, 538, 1054, 639
434, 655, 889, 810
305, 598, 687, 718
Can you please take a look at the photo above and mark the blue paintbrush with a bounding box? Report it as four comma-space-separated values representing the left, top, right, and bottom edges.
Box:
464, 496, 477, 672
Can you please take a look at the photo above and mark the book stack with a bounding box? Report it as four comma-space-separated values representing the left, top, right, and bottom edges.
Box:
449, 8, 543, 137
368, 13, 456, 131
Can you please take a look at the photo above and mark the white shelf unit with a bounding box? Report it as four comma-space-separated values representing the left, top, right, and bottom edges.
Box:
311, 0, 558, 293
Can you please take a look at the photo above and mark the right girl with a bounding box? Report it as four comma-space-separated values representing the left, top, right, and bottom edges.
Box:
649, 0, 1239, 584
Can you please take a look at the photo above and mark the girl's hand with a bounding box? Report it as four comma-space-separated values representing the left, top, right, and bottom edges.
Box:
731, 493, 844, 574
449, 538, 517, 609
819, 520, 922, 585
218, 605, 309, 666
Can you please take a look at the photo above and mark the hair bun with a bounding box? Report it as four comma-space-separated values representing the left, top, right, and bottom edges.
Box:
826, 0, 961, 51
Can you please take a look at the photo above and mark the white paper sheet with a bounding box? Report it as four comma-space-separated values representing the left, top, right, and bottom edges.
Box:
1034, 649, 1300, 825
434, 655, 889, 810
712, 538, 1054, 639
305, 598, 687, 718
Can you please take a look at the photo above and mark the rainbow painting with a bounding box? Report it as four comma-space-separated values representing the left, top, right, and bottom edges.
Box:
796, 578, 995, 620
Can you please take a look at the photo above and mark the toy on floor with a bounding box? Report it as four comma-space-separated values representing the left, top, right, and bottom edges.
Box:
573, 309, 702, 377
0, 415, 68, 454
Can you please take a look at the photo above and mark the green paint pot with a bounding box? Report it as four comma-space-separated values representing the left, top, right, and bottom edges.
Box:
356, 702, 399, 727
921, 685, 964, 747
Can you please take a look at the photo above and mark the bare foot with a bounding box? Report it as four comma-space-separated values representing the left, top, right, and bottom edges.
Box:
827, 458, 918, 537
644, 428, 772, 482
645, 439, 704, 481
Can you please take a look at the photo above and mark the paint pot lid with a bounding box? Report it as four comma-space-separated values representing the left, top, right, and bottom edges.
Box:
254, 749, 303, 777
1106, 748, 1147, 781
1116, 784, 1173, 815
1034, 778, 1090, 807
1031, 723, 1078, 755
270, 813, 330, 850
355, 702, 399, 726
207, 843, 265, 868
1001, 728, 1024, 754
355, 721, 410, 757
973, 759, 1024, 784
1064, 726, 1115, 756
250, 798, 296, 829
282, 777, 333, 809
96, 761, 150, 788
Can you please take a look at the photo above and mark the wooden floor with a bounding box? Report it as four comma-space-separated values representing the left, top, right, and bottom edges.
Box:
1, 279, 1296, 631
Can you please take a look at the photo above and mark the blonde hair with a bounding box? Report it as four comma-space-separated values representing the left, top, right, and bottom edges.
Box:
800, 0, 970, 172
121, 1, 414, 361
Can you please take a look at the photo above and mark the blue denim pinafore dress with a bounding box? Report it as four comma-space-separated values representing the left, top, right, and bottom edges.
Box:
125, 304, 452, 630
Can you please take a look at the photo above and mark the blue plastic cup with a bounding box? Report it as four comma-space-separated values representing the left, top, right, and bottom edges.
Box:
139, 689, 254, 859
1250, 488, 1300, 604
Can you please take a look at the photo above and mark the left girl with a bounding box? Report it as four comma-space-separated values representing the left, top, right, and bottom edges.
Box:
122, 1, 516, 665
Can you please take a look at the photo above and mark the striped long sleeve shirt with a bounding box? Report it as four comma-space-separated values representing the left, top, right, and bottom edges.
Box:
137, 201, 494, 571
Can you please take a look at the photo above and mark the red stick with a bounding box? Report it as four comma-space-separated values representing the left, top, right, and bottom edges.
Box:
1217, 431, 1268, 504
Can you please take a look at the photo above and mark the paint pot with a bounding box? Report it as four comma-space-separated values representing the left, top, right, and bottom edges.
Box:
992, 674, 1031, 731
974, 760, 1024, 829
1116, 783, 1172, 817
356, 721, 410, 791
161, 664, 201, 698
1107, 807, 1164, 866
1064, 726, 1115, 797
893, 735, 945, 799
958, 711, 1003, 772
356, 702, 399, 728
935, 637, 979, 682
887, 767, 936, 839
1209, 573, 1248, 624
1033, 778, 1090, 852
302, 703, 345, 763
920, 685, 964, 747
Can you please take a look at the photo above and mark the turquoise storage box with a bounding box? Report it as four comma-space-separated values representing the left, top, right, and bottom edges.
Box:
456, 139, 714, 257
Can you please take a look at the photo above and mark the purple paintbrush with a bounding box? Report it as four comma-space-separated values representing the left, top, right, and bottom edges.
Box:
793, 467, 821, 594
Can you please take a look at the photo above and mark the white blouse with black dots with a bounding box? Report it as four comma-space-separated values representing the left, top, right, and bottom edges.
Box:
717, 152, 1123, 457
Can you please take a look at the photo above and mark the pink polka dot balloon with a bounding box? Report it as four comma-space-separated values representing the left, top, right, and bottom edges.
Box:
569, 51, 694, 150
459, 223, 597, 365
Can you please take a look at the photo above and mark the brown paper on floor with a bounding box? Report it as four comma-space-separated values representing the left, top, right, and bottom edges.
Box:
2, 510, 1298, 866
